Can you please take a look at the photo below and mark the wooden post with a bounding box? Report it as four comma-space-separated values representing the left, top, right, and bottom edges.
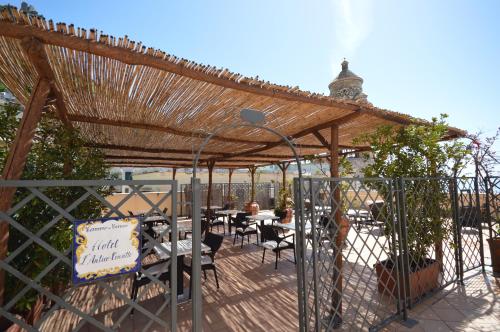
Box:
206, 161, 215, 212
330, 124, 343, 324
172, 167, 177, 180
0, 78, 51, 305
249, 166, 257, 202
277, 162, 290, 191
227, 168, 234, 202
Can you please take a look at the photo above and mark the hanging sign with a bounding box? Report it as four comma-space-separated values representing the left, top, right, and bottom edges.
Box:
72, 216, 141, 284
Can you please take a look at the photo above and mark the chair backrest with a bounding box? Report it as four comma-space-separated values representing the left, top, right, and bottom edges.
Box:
201, 219, 210, 237
369, 202, 385, 221
319, 215, 336, 228
260, 225, 280, 242
203, 232, 224, 255
233, 212, 250, 226
204, 209, 217, 221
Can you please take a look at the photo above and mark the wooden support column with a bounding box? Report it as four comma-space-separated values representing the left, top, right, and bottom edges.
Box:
227, 169, 234, 202
172, 167, 177, 180
0, 78, 51, 305
249, 166, 257, 202
276, 162, 291, 191
330, 124, 343, 323
206, 161, 215, 212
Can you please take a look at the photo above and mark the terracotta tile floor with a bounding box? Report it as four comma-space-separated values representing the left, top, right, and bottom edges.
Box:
385, 269, 500, 331
37, 225, 499, 332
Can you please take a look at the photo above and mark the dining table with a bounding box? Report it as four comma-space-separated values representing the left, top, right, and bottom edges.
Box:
152, 221, 192, 240
143, 215, 169, 226
201, 206, 222, 212
153, 239, 210, 296
347, 209, 370, 230
246, 214, 281, 242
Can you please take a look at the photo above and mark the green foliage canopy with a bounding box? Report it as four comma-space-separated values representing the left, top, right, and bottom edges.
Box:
355, 114, 469, 263
0, 99, 111, 313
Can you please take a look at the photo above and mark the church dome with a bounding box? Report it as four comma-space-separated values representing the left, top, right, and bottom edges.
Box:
329, 59, 368, 103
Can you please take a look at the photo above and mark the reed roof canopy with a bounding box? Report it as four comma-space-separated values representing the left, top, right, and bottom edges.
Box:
0, 8, 466, 169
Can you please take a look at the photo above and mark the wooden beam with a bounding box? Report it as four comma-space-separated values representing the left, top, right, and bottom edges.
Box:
105, 155, 294, 164
69, 114, 325, 149
21, 37, 72, 128
0, 78, 51, 305
86, 143, 225, 156
96, 143, 294, 160
69, 114, 261, 145
0, 21, 361, 114
108, 163, 247, 169
313, 130, 330, 149
293, 111, 364, 140
215, 111, 363, 161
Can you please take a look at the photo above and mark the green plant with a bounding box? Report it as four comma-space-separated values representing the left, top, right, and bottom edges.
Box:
274, 181, 294, 216
0, 98, 111, 314
355, 114, 468, 265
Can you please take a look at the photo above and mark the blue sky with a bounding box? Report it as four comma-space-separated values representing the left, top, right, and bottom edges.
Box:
12, 0, 500, 136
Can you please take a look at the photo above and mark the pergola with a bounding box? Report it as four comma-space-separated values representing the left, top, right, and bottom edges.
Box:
0, 8, 466, 310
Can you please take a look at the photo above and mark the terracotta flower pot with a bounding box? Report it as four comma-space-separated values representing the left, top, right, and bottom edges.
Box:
244, 201, 260, 215
487, 238, 500, 277
281, 208, 293, 223
339, 216, 350, 244
375, 258, 439, 300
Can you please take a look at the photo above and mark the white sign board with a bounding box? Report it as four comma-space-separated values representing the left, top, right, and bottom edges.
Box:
72, 217, 141, 284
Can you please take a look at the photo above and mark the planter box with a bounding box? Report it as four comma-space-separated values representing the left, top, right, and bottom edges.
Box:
487, 238, 500, 277
375, 258, 439, 300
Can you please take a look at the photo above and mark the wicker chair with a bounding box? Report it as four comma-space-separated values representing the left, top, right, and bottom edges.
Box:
259, 225, 296, 269
231, 212, 257, 248
184, 232, 224, 298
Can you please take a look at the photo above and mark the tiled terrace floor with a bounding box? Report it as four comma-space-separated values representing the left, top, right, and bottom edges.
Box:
38, 225, 498, 332
385, 270, 500, 331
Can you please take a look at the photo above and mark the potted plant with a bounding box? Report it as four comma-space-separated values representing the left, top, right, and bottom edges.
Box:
224, 194, 237, 209
274, 185, 294, 223
356, 115, 468, 300
244, 167, 260, 215
487, 223, 500, 276
0, 101, 112, 330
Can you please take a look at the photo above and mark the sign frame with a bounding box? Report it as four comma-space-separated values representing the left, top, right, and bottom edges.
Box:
72, 216, 142, 285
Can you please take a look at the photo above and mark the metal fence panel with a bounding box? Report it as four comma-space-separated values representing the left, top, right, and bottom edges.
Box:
295, 176, 488, 331
295, 177, 402, 331
180, 182, 279, 216
398, 178, 458, 306
455, 177, 484, 273
0, 180, 179, 332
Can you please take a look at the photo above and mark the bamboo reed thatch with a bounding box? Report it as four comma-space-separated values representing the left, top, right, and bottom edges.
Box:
0, 7, 466, 168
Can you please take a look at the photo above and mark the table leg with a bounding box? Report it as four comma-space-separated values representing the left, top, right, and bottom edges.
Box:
260, 220, 265, 243
228, 215, 232, 235
177, 255, 184, 296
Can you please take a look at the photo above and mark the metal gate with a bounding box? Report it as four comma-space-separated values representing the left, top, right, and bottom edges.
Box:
294, 176, 485, 331
0, 180, 179, 331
